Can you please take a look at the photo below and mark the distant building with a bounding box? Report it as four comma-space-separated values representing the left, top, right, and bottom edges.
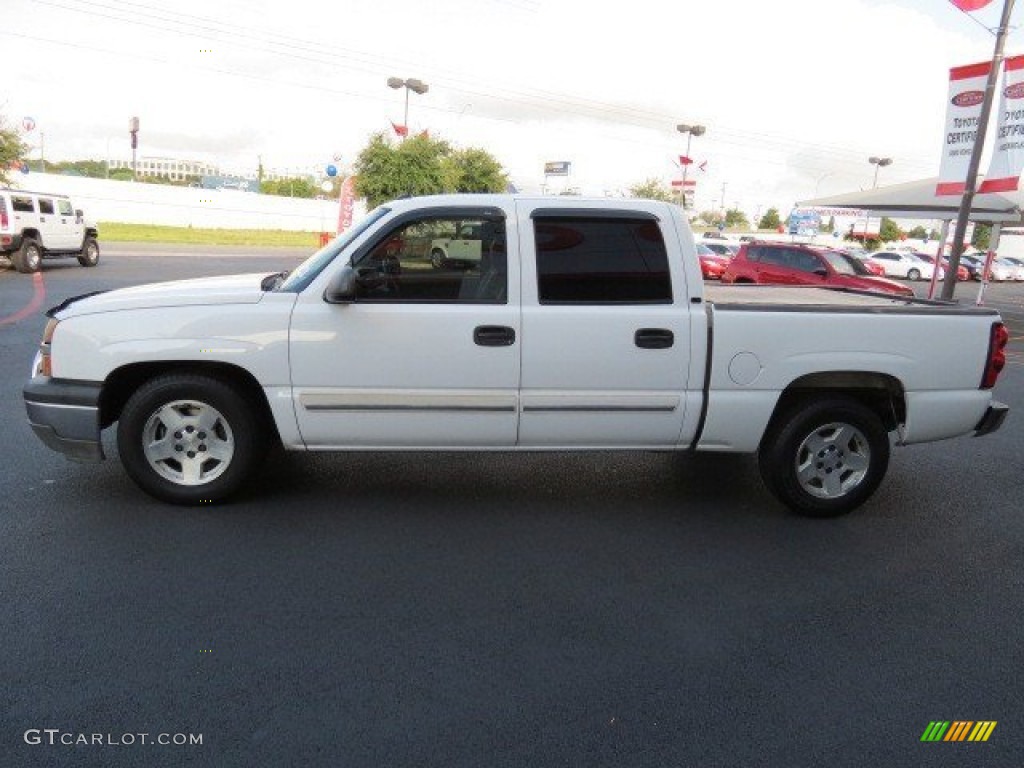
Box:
108, 157, 220, 181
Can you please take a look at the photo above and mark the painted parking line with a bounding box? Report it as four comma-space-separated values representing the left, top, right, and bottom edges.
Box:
0, 272, 46, 327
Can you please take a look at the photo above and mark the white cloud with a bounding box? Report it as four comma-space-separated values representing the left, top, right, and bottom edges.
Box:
3, 0, 1014, 216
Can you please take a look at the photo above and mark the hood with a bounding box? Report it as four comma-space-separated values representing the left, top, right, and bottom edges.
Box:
54, 273, 271, 318
842, 274, 914, 295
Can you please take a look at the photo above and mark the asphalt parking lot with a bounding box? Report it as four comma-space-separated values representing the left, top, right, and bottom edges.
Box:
2, 245, 1023, 768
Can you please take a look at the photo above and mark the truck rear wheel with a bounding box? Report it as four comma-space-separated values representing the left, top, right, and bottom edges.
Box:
430, 248, 447, 269
117, 373, 266, 504
758, 395, 890, 517
13, 237, 42, 273
78, 236, 100, 267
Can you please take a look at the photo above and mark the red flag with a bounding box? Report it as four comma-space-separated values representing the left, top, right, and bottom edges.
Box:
391, 121, 408, 137
679, 155, 693, 166
951, 0, 993, 9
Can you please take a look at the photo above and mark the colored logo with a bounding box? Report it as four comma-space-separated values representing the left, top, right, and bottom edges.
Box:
953, 90, 985, 107
921, 721, 997, 742
1004, 82, 1024, 99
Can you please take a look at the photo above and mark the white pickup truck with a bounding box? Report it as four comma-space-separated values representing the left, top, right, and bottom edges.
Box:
23, 195, 1010, 516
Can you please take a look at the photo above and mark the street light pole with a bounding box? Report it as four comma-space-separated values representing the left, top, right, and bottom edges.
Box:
866, 156, 892, 243
387, 77, 429, 138
676, 123, 705, 210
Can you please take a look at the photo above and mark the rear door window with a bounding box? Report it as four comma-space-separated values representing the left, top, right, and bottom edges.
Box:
38, 198, 55, 215
533, 215, 671, 304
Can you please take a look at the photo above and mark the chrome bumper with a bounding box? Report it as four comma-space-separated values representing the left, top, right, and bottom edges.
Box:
974, 401, 1009, 438
23, 377, 104, 462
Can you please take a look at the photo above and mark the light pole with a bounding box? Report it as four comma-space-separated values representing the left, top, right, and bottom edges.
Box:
865, 156, 892, 243
676, 123, 705, 209
869, 156, 892, 189
387, 77, 429, 137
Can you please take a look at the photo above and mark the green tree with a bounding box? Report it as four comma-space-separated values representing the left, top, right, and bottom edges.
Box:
442, 147, 507, 193
628, 178, 675, 203
1, 116, 30, 186
261, 177, 319, 198
972, 223, 991, 251
697, 210, 723, 226
907, 225, 929, 240
879, 217, 901, 242
724, 207, 749, 228
354, 132, 506, 209
758, 207, 781, 230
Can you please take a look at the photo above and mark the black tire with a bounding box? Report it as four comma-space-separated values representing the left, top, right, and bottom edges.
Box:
906, 268, 921, 281
430, 248, 447, 269
117, 373, 267, 504
13, 237, 42, 273
78, 236, 100, 267
758, 395, 890, 518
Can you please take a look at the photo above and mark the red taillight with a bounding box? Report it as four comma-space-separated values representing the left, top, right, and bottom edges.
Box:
981, 322, 1009, 389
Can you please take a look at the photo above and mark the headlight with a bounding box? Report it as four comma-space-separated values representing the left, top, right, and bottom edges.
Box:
34, 318, 59, 377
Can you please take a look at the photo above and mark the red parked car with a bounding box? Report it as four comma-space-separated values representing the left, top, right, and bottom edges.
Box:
721, 242, 915, 297
696, 243, 730, 280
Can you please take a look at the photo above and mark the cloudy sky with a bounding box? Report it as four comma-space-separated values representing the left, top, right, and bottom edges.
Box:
2, 0, 1018, 217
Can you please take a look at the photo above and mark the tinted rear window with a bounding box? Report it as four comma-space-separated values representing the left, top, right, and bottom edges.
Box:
534, 216, 671, 304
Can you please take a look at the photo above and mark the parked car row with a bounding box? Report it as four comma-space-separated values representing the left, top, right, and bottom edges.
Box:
719, 242, 915, 296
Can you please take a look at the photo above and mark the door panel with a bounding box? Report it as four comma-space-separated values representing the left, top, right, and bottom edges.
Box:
515, 203, 690, 447
289, 207, 520, 448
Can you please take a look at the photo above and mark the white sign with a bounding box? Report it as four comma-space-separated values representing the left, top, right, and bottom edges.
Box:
980, 54, 1024, 193
937, 61, 990, 196
21, 116, 35, 132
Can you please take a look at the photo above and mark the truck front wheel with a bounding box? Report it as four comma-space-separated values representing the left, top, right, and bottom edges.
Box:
78, 236, 100, 267
430, 248, 447, 269
117, 373, 266, 504
758, 396, 890, 517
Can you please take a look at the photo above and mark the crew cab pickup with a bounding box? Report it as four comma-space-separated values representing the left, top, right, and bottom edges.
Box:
23, 195, 1010, 516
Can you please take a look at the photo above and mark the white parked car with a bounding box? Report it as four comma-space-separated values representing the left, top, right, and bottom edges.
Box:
0, 188, 100, 273
867, 250, 940, 280
986, 257, 1017, 282
995, 256, 1024, 280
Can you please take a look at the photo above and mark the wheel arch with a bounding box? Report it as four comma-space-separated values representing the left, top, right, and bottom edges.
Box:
765, 371, 906, 441
99, 361, 280, 443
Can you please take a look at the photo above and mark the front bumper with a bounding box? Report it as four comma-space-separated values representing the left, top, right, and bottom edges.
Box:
23, 377, 104, 462
974, 401, 1009, 438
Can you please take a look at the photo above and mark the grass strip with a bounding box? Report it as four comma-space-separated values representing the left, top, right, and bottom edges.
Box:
99, 222, 324, 247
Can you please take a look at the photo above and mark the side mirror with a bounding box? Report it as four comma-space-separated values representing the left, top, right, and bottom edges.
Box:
323, 265, 358, 303
75, 209, 84, 217
813, 268, 829, 278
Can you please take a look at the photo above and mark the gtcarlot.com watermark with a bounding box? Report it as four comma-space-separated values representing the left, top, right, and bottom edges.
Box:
24, 729, 203, 747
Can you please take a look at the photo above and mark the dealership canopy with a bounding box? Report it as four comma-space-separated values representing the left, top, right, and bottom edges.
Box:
799, 176, 1022, 223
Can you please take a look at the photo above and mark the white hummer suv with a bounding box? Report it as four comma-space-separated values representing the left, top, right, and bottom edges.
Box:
0, 188, 100, 273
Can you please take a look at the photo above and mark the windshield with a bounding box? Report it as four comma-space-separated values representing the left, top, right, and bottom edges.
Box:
277, 206, 391, 292
821, 250, 863, 276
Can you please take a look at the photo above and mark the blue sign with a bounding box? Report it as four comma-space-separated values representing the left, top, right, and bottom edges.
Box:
326, 164, 337, 177
787, 208, 821, 237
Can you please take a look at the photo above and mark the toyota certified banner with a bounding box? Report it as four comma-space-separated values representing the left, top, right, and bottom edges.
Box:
979, 54, 1024, 193
936, 60, 991, 196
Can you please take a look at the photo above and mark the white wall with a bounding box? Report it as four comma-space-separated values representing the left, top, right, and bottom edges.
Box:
6, 172, 366, 232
